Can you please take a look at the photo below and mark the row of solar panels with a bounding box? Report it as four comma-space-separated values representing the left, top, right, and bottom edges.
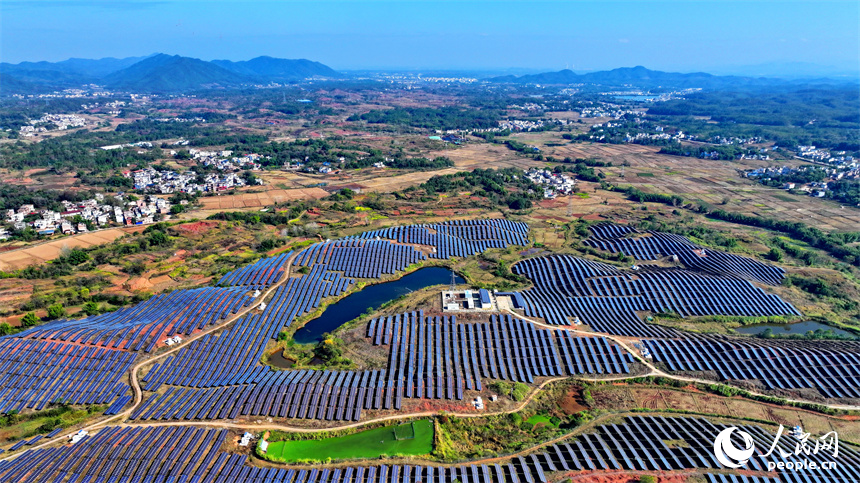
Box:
143, 313, 272, 391
135, 309, 634, 424
517, 291, 678, 338
217, 251, 293, 289
142, 265, 355, 392
645, 336, 860, 399
4, 416, 857, 481
133, 369, 390, 422
0, 339, 134, 414
0, 426, 232, 481
352, 219, 529, 241
348, 220, 530, 260
1, 427, 64, 455
370, 313, 634, 393
11, 287, 252, 352
294, 239, 427, 278
512, 254, 799, 336
584, 224, 785, 285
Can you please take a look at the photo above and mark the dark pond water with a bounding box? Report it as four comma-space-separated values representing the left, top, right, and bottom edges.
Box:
268, 351, 295, 369
292, 267, 465, 344
735, 320, 855, 338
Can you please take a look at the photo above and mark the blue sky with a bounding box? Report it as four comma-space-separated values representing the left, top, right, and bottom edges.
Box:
2, 0, 858, 74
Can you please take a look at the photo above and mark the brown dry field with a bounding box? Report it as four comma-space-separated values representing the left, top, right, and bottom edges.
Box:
427, 142, 535, 169
593, 385, 860, 443
514, 134, 860, 232
0, 170, 80, 191
197, 188, 330, 211
355, 143, 540, 192
0, 226, 145, 271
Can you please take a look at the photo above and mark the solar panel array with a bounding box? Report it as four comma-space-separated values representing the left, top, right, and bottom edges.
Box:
0, 339, 135, 415
584, 223, 785, 285
512, 254, 799, 337
143, 264, 354, 391
4, 416, 857, 482
133, 309, 633, 423
644, 336, 860, 399
349, 219, 530, 259
294, 239, 427, 278
10, 287, 254, 353
132, 369, 386, 422
217, 251, 293, 289
368, 312, 633, 405
0, 249, 305, 417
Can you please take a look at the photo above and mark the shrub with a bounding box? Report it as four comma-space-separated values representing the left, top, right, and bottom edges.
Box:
21, 312, 40, 327
46, 304, 66, 320
511, 382, 530, 402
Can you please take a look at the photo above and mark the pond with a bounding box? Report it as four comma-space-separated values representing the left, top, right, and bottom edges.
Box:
735, 320, 856, 339
268, 350, 295, 369
292, 267, 465, 344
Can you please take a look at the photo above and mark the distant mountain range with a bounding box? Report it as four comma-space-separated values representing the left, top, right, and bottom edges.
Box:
488, 65, 855, 88
2, 57, 854, 95
0, 54, 341, 94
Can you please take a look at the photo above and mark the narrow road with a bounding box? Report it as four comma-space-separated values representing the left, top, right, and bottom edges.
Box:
1, 251, 298, 461
507, 310, 860, 412
5, 253, 859, 464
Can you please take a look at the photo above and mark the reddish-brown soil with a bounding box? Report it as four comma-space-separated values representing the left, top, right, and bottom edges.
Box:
174, 221, 219, 235
559, 386, 588, 414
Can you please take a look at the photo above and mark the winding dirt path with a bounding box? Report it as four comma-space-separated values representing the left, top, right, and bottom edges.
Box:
5, 254, 859, 464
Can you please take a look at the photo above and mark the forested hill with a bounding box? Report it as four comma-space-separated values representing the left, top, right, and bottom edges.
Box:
211, 56, 341, 80
0, 54, 340, 94
102, 54, 247, 92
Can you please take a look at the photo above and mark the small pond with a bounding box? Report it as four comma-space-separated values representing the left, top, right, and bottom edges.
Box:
268, 350, 296, 369
292, 267, 465, 344
735, 320, 855, 338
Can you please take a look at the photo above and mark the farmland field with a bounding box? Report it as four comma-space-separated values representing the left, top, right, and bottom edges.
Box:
0, 226, 145, 271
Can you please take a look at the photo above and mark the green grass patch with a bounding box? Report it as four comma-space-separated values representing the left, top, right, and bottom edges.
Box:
0, 405, 106, 444
263, 419, 433, 463
526, 414, 551, 426
636, 172, 655, 177
575, 192, 590, 199
772, 194, 799, 202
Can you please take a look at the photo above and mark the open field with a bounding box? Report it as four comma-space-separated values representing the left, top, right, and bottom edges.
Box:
0, 226, 145, 271
515, 135, 860, 232
197, 188, 329, 211
427, 142, 535, 169
264, 419, 433, 463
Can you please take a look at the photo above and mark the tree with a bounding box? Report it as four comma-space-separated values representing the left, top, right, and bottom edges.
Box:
313, 333, 343, 363
82, 301, 100, 316
21, 312, 40, 327
64, 248, 90, 265
0, 323, 12, 336
46, 304, 66, 320
147, 231, 170, 247
767, 248, 784, 262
